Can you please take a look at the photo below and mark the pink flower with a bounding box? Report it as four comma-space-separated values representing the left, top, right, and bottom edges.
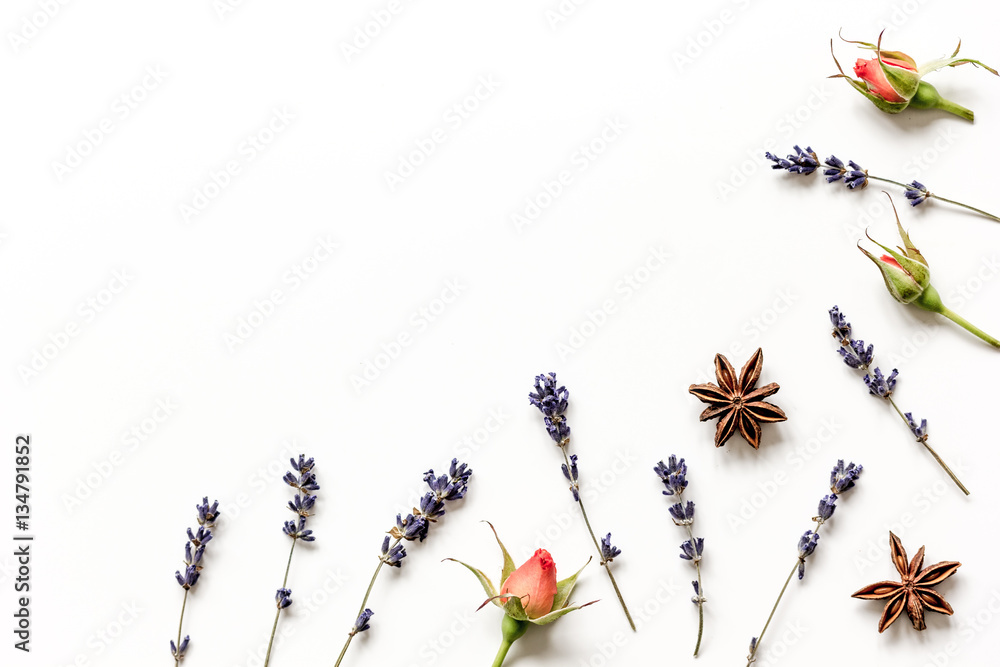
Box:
499, 549, 557, 619
853, 57, 915, 103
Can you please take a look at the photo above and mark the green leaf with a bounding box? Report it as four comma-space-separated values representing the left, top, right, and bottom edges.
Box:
484, 521, 516, 586
551, 557, 591, 610
445, 558, 499, 606
500, 592, 530, 621
528, 599, 599, 626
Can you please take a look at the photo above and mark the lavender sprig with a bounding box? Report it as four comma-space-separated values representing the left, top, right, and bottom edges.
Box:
654, 456, 706, 656
746, 461, 862, 666
171, 497, 220, 665
828, 306, 969, 495
332, 459, 472, 667
766, 145, 1000, 223
263, 455, 319, 667
530, 372, 636, 632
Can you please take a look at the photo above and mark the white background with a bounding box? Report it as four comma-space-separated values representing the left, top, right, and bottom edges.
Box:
3, 1, 1000, 666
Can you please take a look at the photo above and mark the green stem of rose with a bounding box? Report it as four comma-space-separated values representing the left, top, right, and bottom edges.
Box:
885, 397, 970, 495
933, 97, 975, 122
746, 523, 823, 666
561, 447, 636, 631
263, 538, 297, 667
333, 538, 399, 667
492, 615, 529, 667
938, 307, 1000, 349
174, 589, 188, 667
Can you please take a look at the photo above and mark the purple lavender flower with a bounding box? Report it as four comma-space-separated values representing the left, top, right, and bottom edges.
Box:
288, 493, 317, 517
561, 453, 580, 501
829, 306, 852, 341
844, 160, 868, 189
393, 512, 429, 542
653, 456, 688, 496
680, 538, 704, 562
380, 535, 406, 567
796, 531, 820, 579
905, 413, 928, 441
283, 517, 315, 542
864, 367, 898, 398
600, 534, 621, 563
186, 526, 213, 548
529, 372, 571, 445
669, 501, 696, 525
196, 497, 220, 527
830, 460, 863, 494
418, 492, 446, 520
905, 181, 930, 206
815, 494, 838, 524
351, 609, 374, 635
766, 145, 819, 175
275, 588, 293, 609
838, 338, 874, 369
170, 636, 190, 661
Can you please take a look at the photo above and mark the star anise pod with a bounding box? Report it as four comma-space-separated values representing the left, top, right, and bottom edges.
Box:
852, 531, 961, 633
688, 348, 787, 449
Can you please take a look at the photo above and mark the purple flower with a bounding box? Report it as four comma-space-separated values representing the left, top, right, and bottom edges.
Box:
380, 535, 406, 567
653, 456, 688, 496
680, 538, 704, 562
669, 501, 696, 525
288, 493, 317, 517
797, 531, 820, 579
864, 367, 898, 398
195, 497, 220, 527
829, 306, 852, 341
170, 636, 190, 661
815, 494, 838, 523
283, 517, 315, 542
905, 181, 930, 206
905, 412, 928, 441
275, 588, 293, 609
186, 526, 213, 548
766, 145, 819, 175
830, 460, 864, 494
175, 565, 200, 590
600, 534, 621, 563
529, 373, 571, 444
844, 160, 868, 189
562, 454, 580, 501
352, 609, 374, 635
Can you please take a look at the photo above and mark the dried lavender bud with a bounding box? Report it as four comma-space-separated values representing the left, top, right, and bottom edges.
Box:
905, 413, 928, 441
843, 160, 868, 189
829, 305, 852, 341
815, 494, 837, 524
562, 453, 580, 501
766, 145, 819, 175
175, 565, 200, 590
170, 636, 190, 661
288, 493, 317, 517
864, 367, 898, 398
380, 535, 406, 567
654, 456, 688, 496
195, 497, 220, 527
797, 531, 820, 579
275, 588, 293, 609
529, 372, 571, 444
680, 538, 704, 562
669, 501, 696, 525
186, 526, 213, 548
830, 460, 863, 494
600, 534, 621, 563
352, 609, 374, 635
418, 492, 446, 520
905, 181, 930, 206
283, 517, 315, 542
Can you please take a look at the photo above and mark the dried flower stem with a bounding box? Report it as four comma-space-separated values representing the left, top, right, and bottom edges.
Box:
885, 397, 969, 495
866, 175, 1000, 222
263, 540, 297, 667
174, 590, 188, 667
561, 448, 636, 631
683, 519, 705, 657
332, 537, 401, 667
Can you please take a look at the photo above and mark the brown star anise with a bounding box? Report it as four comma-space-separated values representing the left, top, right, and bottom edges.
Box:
688, 348, 786, 449
852, 531, 961, 633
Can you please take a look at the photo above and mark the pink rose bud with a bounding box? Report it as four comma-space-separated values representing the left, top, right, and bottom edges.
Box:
500, 549, 558, 619
853, 57, 915, 103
